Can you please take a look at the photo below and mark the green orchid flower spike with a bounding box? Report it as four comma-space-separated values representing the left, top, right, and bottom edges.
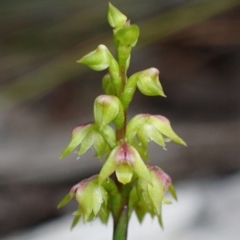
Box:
58, 3, 186, 240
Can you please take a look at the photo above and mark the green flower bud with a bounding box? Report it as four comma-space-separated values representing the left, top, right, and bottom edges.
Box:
98, 141, 151, 185
114, 25, 140, 47
77, 45, 112, 71
108, 3, 127, 28
149, 115, 186, 146
94, 95, 124, 130
120, 68, 165, 109
137, 68, 165, 96
60, 123, 94, 158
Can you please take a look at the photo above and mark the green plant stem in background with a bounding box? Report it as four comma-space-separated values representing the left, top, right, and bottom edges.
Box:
58, 3, 186, 240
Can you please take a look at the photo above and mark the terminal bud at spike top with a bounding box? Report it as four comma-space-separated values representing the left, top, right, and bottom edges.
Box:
108, 2, 127, 28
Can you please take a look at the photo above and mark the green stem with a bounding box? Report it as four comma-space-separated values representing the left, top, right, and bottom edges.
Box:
113, 63, 130, 240
112, 183, 131, 240
113, 203, 129, 240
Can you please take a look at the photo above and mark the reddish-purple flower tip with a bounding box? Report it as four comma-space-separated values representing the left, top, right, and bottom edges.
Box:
98, 141, 151, 185
147, 165, 172, 190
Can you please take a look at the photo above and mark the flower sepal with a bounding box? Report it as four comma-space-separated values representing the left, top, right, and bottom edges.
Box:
60, 122, 116, 159
60, 123, 94, 158
149, 115, 186, 146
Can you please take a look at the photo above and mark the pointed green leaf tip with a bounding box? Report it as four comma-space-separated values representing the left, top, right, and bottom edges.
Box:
71, 214, 81, 230
168, 184, 178, 201
57, 192, 75, 209
108, 3, 127, 28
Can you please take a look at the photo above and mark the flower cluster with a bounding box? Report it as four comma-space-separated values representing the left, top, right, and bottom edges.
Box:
58, 2, 185, 231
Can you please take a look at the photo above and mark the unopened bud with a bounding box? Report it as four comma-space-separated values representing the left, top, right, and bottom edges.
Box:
136, 68, 166, 96
78, 45, 112, 71
94, 95, 124, 129
108, 3, 127, 28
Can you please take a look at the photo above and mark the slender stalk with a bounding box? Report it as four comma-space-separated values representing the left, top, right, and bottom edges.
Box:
113, 64, 130, 240
116, 64, 128, 140
113, 205, 129, 240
